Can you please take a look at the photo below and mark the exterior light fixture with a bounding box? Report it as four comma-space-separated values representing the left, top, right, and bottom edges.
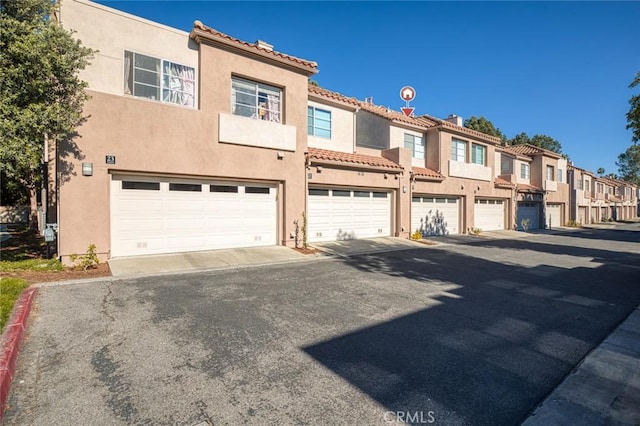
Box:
82, 162, 93, 176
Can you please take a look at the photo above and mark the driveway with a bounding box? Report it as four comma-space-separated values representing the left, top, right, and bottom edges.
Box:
5, 228, 640, 425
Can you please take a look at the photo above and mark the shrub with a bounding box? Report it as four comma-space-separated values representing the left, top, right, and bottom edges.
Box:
471, 227, 482, 235
70, 243, 100, 271
410, 230, 423, 241
566, 220, 581, 227
520, 218, 531, 231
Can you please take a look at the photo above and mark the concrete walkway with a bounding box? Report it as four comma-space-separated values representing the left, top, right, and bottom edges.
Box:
108, 246, 310, 277
312, 236, 426, 257
523, 307, 640, 425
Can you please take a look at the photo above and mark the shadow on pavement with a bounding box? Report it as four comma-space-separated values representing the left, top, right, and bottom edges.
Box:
302, 234, 640, 425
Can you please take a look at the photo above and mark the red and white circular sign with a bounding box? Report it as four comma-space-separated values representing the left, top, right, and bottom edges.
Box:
400, 86, 416, 102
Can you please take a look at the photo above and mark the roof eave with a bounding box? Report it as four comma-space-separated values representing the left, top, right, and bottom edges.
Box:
190, 28, 318, 76
308, 157, 403, 173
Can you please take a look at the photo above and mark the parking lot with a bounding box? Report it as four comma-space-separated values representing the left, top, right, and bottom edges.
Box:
5, 227, 640, 425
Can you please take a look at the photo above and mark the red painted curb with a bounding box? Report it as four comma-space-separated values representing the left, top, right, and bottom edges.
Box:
0, 287, 38, 422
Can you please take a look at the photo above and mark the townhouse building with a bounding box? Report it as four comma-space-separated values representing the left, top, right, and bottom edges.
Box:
497, 144, 569, 230
48, 0, 636, 263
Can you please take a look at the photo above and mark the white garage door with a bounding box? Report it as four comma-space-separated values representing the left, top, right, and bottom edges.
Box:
110, 175, 277, 257
517, 202, 539, 231
547, 204, 563, 228
411, 196, 459, 236
474, 199, 505, 231
308, 188, 391, 242
578, 206, 587, 224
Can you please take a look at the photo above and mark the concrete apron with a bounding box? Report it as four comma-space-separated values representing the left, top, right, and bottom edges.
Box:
108, 246, 308, 277
312, 236, 426, 257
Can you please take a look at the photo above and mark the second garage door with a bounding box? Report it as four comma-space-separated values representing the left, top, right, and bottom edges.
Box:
308, 188, 391, 242
474, 199, 506, 231
517, 202, 540, 231
411, 196, 460, 236
547, 204, 563, 228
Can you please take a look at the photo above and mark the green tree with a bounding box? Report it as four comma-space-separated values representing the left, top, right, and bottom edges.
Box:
616, 144, 640, 185
0, 0, 94, 227
627, 71, 640, 143
529, 134, 563, 154
508, 132, 531, 146
463, 116, 506, 142
597, 167, 605, 176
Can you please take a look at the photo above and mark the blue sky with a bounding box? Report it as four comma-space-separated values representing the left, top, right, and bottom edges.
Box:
96, 1, 639, 175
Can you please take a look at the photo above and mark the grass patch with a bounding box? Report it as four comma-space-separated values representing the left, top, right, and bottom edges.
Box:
0, 258, 64, 272
0, 277, 30, 332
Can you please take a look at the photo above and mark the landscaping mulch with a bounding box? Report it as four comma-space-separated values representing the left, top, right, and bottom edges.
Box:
1, 225, 112, 284
292, 247, 322, 255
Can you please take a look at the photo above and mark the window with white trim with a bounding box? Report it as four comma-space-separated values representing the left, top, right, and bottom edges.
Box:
124, 51, 195, 107
404, 134, 424, 159
520, 163, 530, 179
231, 77, 281, 123
577, 178, 583, 190
546, 165, 554, 181
585, 179, 590, 191
308, 107, 331, 138
451, 139, 466, 162
597, 182, 604, 193
471, 144, 486, 165
557, 168, 563, 183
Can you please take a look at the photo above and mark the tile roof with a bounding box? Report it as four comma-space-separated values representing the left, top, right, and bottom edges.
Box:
308, 85, 360, 107
507, 143, 563, 159
497, 145, 533, 161
567, 164, 595, 176
191, 21, 318, 73
419, 115, 502, 144
307, 147, 403, 170
359, 102, 438, 128
517, 183, 543, 192
608, 195, 623, 203
411, 167, 444, 180
494, 177, 515, 188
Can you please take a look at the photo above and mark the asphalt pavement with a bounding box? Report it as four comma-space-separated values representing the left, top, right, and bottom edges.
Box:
4, 226, 640, 425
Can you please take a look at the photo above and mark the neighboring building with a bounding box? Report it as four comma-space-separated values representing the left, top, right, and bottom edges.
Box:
567, 164, 596, 224
502, 144, 569, 229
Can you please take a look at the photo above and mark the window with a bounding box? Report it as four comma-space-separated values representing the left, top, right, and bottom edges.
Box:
404, 134, 424, 159
501, 155, 513, 175
471, 144, 486, 165
585, 180, 590, 191
577, 178, 583, 190
231, 77, 281, 122
122, 181, 160, 191
210, 185, 238, 193
308, 107, 331, 138
597, 183, 604, 193
333, 190, 350, 197
354, 191, 370, 198
546, 165, 554, 181
124, 51, 195, 107
557, 168, 563, 183
309, 188, 329, 196
245, 187, 270, 194
169, 183, 201, 192
451, 139, 466, 162
372, 192, 388, 198
520, 163, 530, 179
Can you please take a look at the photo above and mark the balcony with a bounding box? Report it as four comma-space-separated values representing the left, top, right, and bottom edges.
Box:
448, 160, 492, 182
219, 112, 297, 151
544, 179, 557, 192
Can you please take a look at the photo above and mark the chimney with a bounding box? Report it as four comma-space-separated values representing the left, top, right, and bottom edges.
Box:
255, 40, 273, 51
445, 114, 463, 127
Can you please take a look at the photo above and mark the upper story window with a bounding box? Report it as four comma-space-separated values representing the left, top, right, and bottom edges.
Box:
608, 186, 613, 194
231, 77, 281, 123
520, 163, 530, 179
451, 139, 466, 162
471, 144, 486, 165
124, 51, 195, 107
404, 134, 424, 159
546, 165, 554, 181
500, 155, 513, 175
577, 178, 583, 190
557, 168, 563, 183
308, 107, 331, 138
585, 179, 590, 191
597, 182, 604, 193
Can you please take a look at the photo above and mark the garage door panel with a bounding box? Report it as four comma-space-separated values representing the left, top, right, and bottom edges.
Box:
308, 188, 391, 242
474, 199, 505, 231
111, 176, 277, 257
517, 203, 539, 230
547, 204, 562, 227
412, 197, 459, 236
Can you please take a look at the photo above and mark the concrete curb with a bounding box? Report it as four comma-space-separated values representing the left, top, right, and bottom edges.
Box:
0, 287, 38, 422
